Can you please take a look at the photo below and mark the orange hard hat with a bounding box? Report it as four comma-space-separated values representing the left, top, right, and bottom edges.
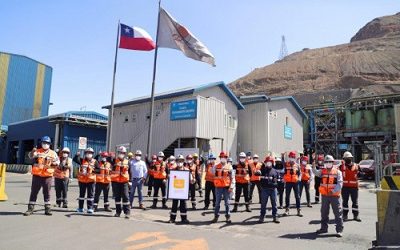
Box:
288, 151, 296, 158
219, 151, 228, 158
264, 156, 275, 163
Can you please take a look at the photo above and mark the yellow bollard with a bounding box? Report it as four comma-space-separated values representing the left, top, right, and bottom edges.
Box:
0, 163, 8, 201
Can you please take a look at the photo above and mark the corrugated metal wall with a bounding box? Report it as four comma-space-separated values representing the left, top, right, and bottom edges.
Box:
67, 111, 107, 121
0, 52, 52, 126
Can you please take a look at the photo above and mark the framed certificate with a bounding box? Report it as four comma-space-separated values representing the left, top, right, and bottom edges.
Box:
167, 170, 190, 200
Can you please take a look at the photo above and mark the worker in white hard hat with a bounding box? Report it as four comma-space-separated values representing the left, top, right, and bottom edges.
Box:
150, 150, 169, 209
110, 146, 131, 218
340, 151, 361, 222
232, 152, 252, 212
54, 147, 73, 208
169, 154, 190, 224
313, 155, 344, 237
73, 147, 98, 214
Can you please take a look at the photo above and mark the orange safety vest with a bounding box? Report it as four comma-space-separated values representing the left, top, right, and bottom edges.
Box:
54, 158, 72, 179
111, 158, 129, 183
96, 161, 111, 184
205, 163, 214, 182
188, 164, 197, 184
319, 168, 341, 197
250, 162, 262, 182
78, 159, 97, 183
283, 162, 299, 183
214, 163, 232, 188
235, 163, 250, 184
148, 162, 157, 177
195, 159, 202, 175
341, 164, 359, 188
153, 161, 167, 180
31, 148, 58, 177
300, 164, 311, 182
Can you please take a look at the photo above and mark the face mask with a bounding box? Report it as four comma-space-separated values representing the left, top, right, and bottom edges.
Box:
344, 158, 352, 164
152, 159, 157, 163
318, 161, 323, 165
301, 161, 307, 165
158, 157, 163, 161
266, 162, 272, 167
178, 162, 183, 167
42, 143, 50, 150
118, 154, 124, 159
220, 158, 227, 164
101, 157, 107, 162
325, 163, 333, 169
289, 158, 295, 162
86, 153, 93, 159
135, 156, 141, 161
170, 161, 175, 164
253, 159, 259, 163
187, 160, 193, 164
62, 153, 68, 158
209, 160, 215, 164
239, 158, 245, 163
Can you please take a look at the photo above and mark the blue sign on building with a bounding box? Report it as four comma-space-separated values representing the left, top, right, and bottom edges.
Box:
284, 125, 292, 139
170, 99, 197, 121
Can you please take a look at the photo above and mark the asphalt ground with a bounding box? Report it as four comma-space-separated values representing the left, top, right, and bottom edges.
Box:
0, 173, 378, 250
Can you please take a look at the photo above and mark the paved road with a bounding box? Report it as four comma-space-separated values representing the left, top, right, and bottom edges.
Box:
0, 173, 378, 250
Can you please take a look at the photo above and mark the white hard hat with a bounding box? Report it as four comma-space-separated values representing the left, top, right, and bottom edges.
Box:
239, 152, 246, 158
62, 147, 70, 153
85, 147, 94, 153
135, 150, 142, 155
118, 146, 127, 153
169, 155, 176, 160
177, 154, 184, 160
343, 151, 353, 158
275, 157, 282, 162
158, 151, 165, 157
324, 155, 335, 162
253, 154, 259, 158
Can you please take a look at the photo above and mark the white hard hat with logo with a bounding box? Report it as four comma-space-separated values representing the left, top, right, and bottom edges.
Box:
343, 151, 353, 158
324, 155, 335, 162
118, 146, 127, 153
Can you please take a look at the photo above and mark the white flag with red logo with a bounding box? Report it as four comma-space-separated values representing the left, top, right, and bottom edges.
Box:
157, 8, 215, 66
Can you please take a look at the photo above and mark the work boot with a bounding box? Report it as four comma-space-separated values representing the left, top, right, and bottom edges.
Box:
307, 203, 313, 208
147, 191, 151, 197
273, 217, 280, 224
354, 215, 362, 222
139, 204, 146, 210
114, 213, 121, 217
211, 215, 219, 223
56, 202, 61, 207
124, 214, 130, 219
336, 231, 343, 238
249, 199, 253, 204
316, 228, 328, 234
232, 204, 238, 213
62, 202, 68, 208
203, 205, 209, 210
76, 208, 84, 213
24, 205, 35, 216
93, 205, 98, 212
44, 205, 52, 216
343, 215, 348, 221
258, 217, 264, 223
282, 208, 289, 216
192, 203, 197, 210
297, 208, 303, 217
168, 218, 176, 223
87, 209, 94, 214
104, 205, 112, 212
245, 204, 251, 212
225, 215, 232, 224
150, 199, 157, 209
181, 216, 190, 224
162, 199, 168, 209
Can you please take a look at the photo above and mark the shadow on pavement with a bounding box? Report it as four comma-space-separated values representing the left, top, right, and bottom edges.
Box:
279, 232, 338, 240
0, 211, 24, 216
64, 213, 113, 218
308, 219, 335, 225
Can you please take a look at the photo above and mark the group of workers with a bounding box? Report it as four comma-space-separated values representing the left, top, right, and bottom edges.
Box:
23, 136, 362, 237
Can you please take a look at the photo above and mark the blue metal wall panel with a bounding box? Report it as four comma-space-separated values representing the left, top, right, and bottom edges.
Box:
62, 124, 107, 155
7, 117, 55, 145
41, 66, 52, 117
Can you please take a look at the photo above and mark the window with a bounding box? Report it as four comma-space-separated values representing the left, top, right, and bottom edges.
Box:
132, 113, 137, 123
124, 115, 129, 123
228, 115, 234, 129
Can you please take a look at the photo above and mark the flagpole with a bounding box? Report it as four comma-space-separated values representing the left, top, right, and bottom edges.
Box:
146, 0, 162, 158
106, 20, 121, 152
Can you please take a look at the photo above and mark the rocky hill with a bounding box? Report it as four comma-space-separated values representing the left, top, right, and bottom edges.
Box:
229, 13, 400, 103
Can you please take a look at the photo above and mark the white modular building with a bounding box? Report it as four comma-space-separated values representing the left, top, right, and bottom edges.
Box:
103, 81, 244, 159
237, 95, 307, 158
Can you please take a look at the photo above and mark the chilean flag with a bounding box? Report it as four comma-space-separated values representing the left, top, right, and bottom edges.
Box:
119, 23, 155, 51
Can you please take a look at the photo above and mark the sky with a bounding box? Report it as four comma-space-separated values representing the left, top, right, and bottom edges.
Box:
1, 0, 399, 115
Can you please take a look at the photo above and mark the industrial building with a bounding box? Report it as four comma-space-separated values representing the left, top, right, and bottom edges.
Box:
103, 81, 244, 159
296, 89, 400, 163
4, 111, 107, 164
238, 95, 306, 157
0, 52, 53, 129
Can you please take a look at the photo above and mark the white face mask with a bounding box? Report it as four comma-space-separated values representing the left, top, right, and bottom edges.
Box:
289, 158, 295, 162
62, 153, 68, 158
177, 162, 183, 167
117, 153, 124, 159
158, 157, 163, 161
101, 157, 107, 162
239, 158, 245, 163
301, 161, 307, 165
135, 156, 141, 161
220, 158, 227, 164
325, 163, 333, 169
86, 153, 93, 159
170, 161, 175, 164
266, 162, 272, 167
42, 143, 50, 150
253, 159, 259, 163
187, 160, 193, 164
318, 161, 323, 165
